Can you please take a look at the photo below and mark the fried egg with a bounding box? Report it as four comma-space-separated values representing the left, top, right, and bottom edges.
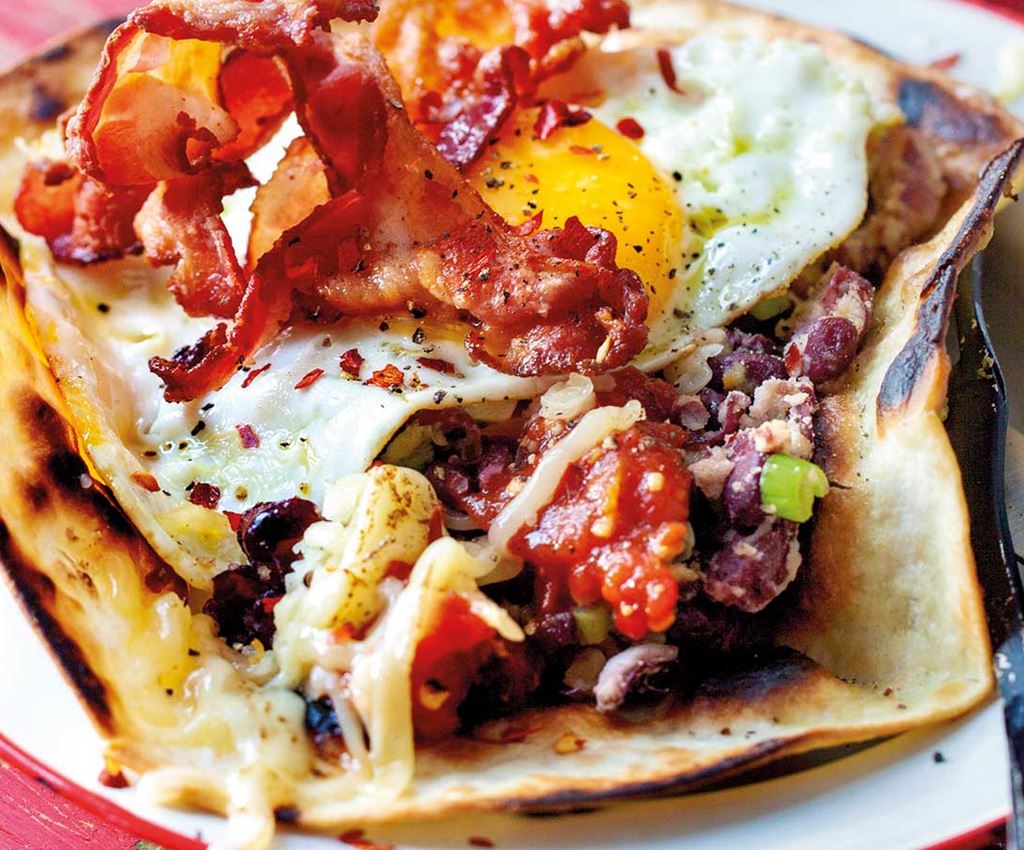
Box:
18, 22, 882, 582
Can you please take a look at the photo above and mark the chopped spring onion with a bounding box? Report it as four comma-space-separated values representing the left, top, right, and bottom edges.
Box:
759, 454, 830, 523
750, 294, 791, 321
573, 605, 612, 645
380, 424, 433, 471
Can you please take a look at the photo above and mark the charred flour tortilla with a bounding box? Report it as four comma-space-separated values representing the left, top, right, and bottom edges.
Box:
0, 2, 1021, 846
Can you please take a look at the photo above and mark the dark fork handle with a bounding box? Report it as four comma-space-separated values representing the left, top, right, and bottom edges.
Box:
947, 256, 1024, 848
1002, 626, 1024, 850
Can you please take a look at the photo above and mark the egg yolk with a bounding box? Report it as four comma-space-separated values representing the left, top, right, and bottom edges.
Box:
467, 107, 683, 323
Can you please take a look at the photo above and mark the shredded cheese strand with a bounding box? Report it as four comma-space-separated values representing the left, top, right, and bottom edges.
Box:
488, 400, 645, 553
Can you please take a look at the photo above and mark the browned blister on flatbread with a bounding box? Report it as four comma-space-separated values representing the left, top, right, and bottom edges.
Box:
0, 0, 1021, 838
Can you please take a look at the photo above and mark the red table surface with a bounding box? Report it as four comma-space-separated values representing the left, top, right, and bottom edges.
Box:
2, 0, 1024, 847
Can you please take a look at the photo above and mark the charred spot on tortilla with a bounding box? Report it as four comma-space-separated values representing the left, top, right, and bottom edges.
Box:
877, 139, 1024, 424
0, 519, 113, 731
899, 77, 1005, 147
22, 479, 50, 511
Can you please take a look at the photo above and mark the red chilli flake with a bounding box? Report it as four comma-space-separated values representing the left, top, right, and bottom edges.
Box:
224, 510, 243, 532
657, 48, 684, 93
261, 596, 282, 615
533, 100, 592, 141
417, 356, 457, 375
615, 117, 645, 139
497, 724, 544, 743
929, 52, 961, 71
295, 368, 325, 390
241, 362, 271, 388
188, 481, 221, 509
367, 363, 405, 391
339, 829, 395, 850
569, 144, 595, 156
131, 471, 160, 492
236, 423, 260, 449
513, 210, 544, 237
98, 767, 129, 789
339, 347, 365, 377
468, 839, 495, 849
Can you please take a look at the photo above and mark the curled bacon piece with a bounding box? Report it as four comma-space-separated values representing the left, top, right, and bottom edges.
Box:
14, 160, 148, 264
150, 190, 369, 401
68, 27, 295, 186
132, 0, 379, 51
435, 46, 531, 171
215, 51, 294, 163
510, 0, 630, 63
373, 0, 628, 169
66, 25, 235, 186
135, 163, 255, 317
247, 136, 330, 266
285, 33, 389, 191
454, 217, 648, 375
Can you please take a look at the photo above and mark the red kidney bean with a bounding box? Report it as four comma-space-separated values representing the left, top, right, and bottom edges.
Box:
790, 316, 860, 385
722, 434, 766, 529
204, 561, 286, 648
709, 351, 788, 395
703, 518, 800, 613
726, 328, 779, 355
237, 497, 321, 567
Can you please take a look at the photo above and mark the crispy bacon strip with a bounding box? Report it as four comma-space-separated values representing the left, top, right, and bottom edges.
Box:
435, 46, 531, 171
373, 0, 628, 169
247, 136, 330, 266
14, 160, 148, 264
284, 34, 389, 192
215, 50, 294, 163
66, 24, 236, 186
135, 164, 255, 317
510, 0, 629, 62
150, 191, 369, 401
67, 17, 298, 186
132, 0, 378, 51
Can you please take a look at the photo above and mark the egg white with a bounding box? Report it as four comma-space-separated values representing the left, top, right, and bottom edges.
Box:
547, 33, 880, 365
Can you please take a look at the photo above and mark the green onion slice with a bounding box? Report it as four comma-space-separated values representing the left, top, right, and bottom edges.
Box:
759, 454, 830, 523
750, 294, 791, 321
573, 605, 612, 645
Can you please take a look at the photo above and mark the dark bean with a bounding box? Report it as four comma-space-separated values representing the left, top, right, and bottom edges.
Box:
717, 390, 750, 435
710, 351, 788, 395
703, 519, 800, 613
796, 316, 860, 384
676, 397, 710, 431
532, 611, 577, 651
237, 497, 321, 566
699, 387, 725, 421
304, 696, 344, 761
668, 594, 771, 657
203, 561, 285, 647
726, 328, 779, 355
722, 435, 766, 529
821, 266, 873, 317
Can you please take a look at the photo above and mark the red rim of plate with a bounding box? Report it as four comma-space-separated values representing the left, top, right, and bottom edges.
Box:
2, 0, 1024, 848
0, 731, 203, 849
953, 0, 1024, 26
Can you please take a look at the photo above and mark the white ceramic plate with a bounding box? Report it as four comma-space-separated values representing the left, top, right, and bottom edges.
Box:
2, 0, 1023, 847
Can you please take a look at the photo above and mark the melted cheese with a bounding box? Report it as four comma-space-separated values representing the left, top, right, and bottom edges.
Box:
488, 399, 645, 553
